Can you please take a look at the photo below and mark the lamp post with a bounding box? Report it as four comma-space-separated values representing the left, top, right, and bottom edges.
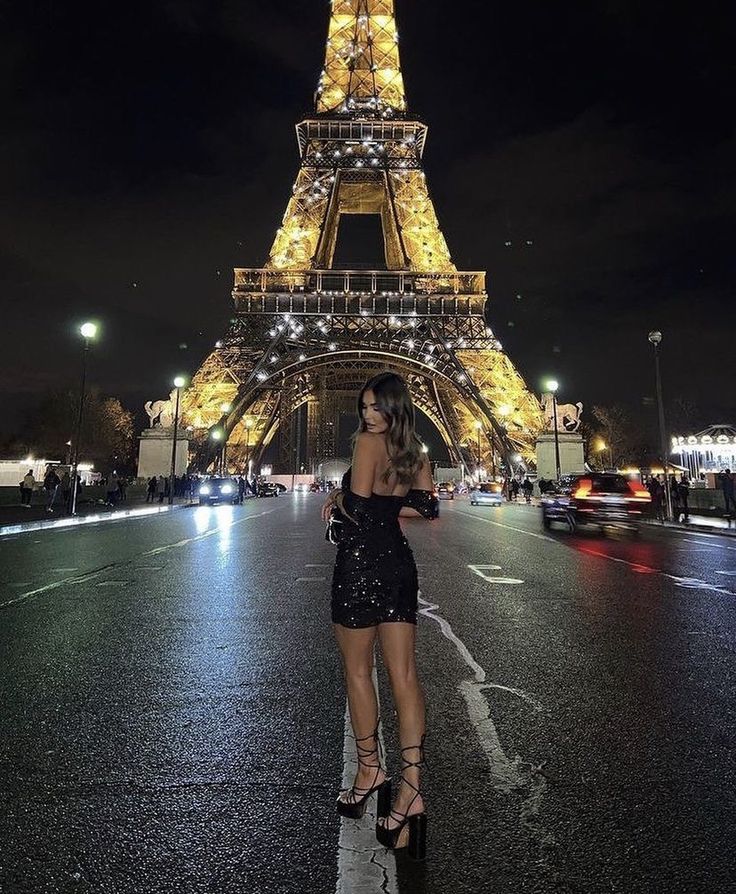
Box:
70, 321, 98, 516
219, 402, 232, 476
245, 417, 255, 481
474, 420, 483, 481
210, 429, 224, 476
545, 379, 561, 481
168, 376, 187, 505
648, 331, 673, 520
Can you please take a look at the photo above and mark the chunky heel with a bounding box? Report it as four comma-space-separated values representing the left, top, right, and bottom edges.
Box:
376, 779, 392, 818
408, 813, 427, 861
375, 737, 427, 859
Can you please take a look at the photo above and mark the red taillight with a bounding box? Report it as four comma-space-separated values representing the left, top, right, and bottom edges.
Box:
573, 479, 592, 499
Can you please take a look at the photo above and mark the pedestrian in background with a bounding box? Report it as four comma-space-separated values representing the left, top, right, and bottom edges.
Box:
321, 372, 436, 860
118, 476, 127, 503
60, 470, 71, 509
146, 476, 157, 503
522, 477, 533, 503
678, 476, 690, 521
21, 469, 35, 506
648, 475, 664, 522
721, 469, 736, 515
43, 466, 60, 512
238, 475, 246, 504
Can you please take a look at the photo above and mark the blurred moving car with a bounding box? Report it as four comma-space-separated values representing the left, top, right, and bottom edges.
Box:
437, 483, 455, 501
198, 477, 239, 506
470, 482, 503, 506
541, 473, 650, 534
256, 481, 280, 498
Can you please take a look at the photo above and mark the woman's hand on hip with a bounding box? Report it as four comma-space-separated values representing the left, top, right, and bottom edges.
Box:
321, 489, 341, 522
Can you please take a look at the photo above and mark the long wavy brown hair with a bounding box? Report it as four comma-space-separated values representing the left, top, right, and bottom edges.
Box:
356, 372, 424, 485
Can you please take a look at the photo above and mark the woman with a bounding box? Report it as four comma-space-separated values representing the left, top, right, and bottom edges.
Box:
321, 372, 437, 860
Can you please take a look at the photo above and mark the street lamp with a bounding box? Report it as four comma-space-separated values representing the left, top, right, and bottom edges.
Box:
545, 379, 561, 481
474, 420, 483, 480
219, 402, 232, 476
594, 438, 612, 470
648, 331, 673, 520
70, 321, 98, 516
210, 428, 224, 476
168, 376, 187, 505
245, 417, 255, 480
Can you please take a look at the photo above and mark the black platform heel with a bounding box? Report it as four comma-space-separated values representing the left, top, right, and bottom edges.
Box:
376, 738, 427, 860
336, 726, 392, 819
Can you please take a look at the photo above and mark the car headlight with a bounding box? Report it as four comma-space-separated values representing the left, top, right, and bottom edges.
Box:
221, 484, 233, 494
200, 485, 211, 495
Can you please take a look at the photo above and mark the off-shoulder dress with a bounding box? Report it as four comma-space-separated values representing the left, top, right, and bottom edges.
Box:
331, 469, 437, 629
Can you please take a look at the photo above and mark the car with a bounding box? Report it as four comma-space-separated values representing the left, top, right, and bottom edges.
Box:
437, 483, 455, 501
198, 477, 239, 506
470, 482, 503, 506
541, 473, 651, 534
256, 481, 280, 498
273, 482, 287, 493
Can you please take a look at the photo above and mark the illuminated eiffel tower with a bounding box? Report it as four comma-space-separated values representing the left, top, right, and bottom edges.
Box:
184, 0, 544, 474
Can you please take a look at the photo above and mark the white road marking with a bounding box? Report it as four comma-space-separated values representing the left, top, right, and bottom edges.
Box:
683, 537, 736, 552
716, 571, 736, 576
417, 591, 551, 845
305, 563, 330, 568
50, 567, 78, 573
95, 581, 129, 588
336, 665, 397, 894
468, 564, 524, 585
296, 577, 326, 583
454, 508, 558, 543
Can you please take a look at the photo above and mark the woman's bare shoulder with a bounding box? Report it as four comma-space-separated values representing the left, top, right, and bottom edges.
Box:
354, 431, 386, 453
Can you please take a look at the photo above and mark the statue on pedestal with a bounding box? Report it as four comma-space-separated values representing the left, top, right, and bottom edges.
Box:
144, 390, 177, 429
542, 394, 584, 433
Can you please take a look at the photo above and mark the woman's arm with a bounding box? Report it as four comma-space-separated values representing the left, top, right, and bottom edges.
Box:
412, 455, 434, 492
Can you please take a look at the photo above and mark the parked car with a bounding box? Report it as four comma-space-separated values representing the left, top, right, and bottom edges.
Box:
256, 481, 280, 498
470, 482, 503, 506
541, 473, 651, 534
197, 477, 239, 506
437, 483, 455, 501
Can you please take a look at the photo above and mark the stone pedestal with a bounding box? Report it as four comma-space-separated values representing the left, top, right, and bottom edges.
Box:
536, 432, 585, 480
137, 428, 189, 480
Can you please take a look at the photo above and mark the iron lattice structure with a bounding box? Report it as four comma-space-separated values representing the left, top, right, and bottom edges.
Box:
183, 0, 544, 474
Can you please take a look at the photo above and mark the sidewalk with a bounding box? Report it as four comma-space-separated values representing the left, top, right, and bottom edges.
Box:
0, 496, 193, 537
644, 513, 736, 538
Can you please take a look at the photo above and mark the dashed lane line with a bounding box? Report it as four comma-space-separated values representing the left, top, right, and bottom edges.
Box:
457, 509, 736, 597
467, 564, 524, 585
0, 507, 279, 610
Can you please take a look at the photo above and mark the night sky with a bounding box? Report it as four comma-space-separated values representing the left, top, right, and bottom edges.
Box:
2, 0, 734, 440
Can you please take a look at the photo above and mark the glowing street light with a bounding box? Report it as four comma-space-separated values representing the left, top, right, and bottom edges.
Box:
70, 321, 99, 515
544, 378, 561, 481
169, 376, 187, 504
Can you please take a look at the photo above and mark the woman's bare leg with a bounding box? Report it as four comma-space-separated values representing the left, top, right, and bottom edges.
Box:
378, 622, 426, 822
334, 624, 386, 798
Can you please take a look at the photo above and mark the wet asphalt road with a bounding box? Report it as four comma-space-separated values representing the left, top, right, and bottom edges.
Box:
1, 495, 734, 894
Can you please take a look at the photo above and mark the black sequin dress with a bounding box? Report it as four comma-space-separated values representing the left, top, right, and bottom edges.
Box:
331, 469, 437, 629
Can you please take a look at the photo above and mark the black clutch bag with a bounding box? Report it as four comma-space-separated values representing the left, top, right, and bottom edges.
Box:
325, 507, 344, 545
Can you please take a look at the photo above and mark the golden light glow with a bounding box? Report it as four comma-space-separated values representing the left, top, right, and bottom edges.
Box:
317, 1, 406, 115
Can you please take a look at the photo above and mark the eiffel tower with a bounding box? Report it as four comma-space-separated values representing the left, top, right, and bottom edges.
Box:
183, 0, 544, 476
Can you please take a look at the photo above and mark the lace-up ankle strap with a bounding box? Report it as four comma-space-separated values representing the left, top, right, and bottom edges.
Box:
354, 726, 382, 769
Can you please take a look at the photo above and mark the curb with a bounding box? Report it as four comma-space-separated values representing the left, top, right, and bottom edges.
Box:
642, 519, 736, 539
0, 503, 193, 538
